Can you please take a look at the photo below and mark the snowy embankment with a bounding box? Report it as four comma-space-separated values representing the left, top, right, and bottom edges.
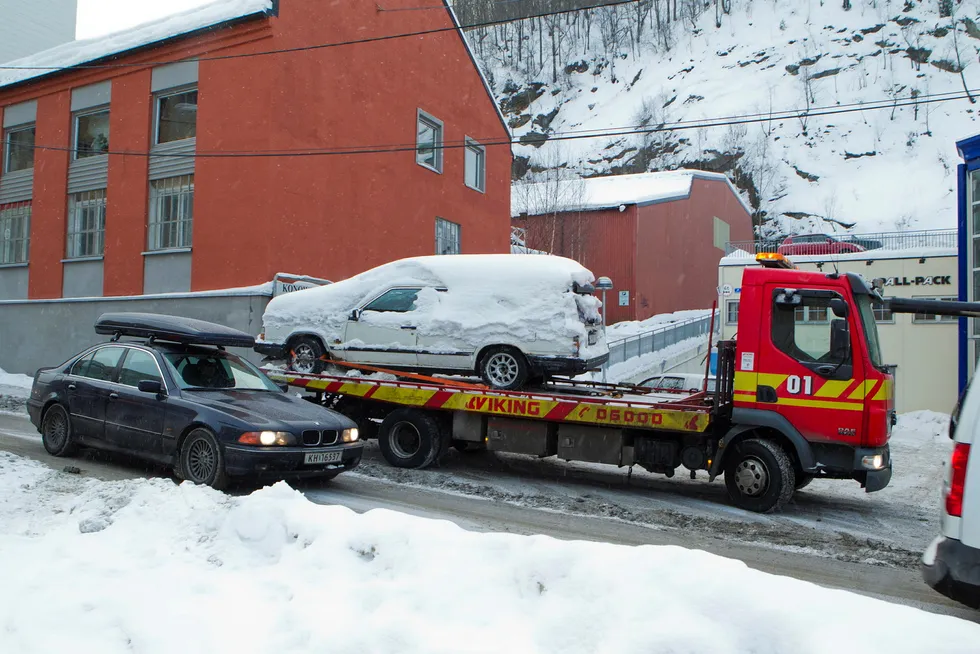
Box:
0, 367, 32, 415
1, 452, 977, 653
605, 309, 713, 342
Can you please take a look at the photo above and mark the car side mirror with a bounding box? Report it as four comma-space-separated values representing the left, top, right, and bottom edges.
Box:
349, 309, 360, 321
137, 379, 165, 395
830, 297, 849, 318
830, 319, 850, 360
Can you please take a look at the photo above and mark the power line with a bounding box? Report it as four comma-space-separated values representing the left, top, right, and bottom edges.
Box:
0, 0, 638, 75
3, 88, 969, 161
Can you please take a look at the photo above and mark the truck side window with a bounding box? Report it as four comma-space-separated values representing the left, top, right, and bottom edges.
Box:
772, 295, 850, 366
363, 288, 422, 313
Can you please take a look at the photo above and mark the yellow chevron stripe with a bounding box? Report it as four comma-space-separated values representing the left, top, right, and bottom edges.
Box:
814, 379, 853, 399
734, 372, 757, 392
872, 379, 893, 401
775, 397, 864, 411
847, 380, 875, 400
757, 373, 789, 389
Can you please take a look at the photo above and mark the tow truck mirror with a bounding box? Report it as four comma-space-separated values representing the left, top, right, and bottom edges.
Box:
830, 319, 850, 360
349, 309, 360, 322
830, 297, 848, 318
775, 291, 802, 306
871, 277, 885, 292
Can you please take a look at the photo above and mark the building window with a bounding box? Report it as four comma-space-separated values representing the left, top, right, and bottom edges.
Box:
873, 304, 894, 323
3, 125, 35, 173
156, 89, 198, 144
464, 138, 485, 192
726, 299, 739, 325
66, 189, 106, 258
74, 109, 110, 159
712, 217, 730, 251
0, 202, 30, 264
435, 218, 460, 255
416, 110, 443, 173
793, 306, 829, 323
149, 175, 194, 250
912, 297, 959, 323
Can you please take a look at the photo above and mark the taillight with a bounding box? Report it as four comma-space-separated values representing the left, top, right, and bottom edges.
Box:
946, 443, 971, 517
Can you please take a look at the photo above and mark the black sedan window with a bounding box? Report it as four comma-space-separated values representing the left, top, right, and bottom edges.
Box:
73, 346, 125, 382
118, 349, 163, 388
163, 351, 279, 391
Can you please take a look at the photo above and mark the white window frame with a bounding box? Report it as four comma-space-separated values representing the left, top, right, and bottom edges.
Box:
0, 202, 31, 264
154, 86, 198, 146
873, 303, 895, 324
416, 109, 444, 174
148, 175, 194, 251
464, 137, 486, 192
435, 217, 460, 255
911, 296, 959, 324
3, 124, 35, 174
725, 299, 739, 325
73, 107, 111, 160
66, 189, 107, 259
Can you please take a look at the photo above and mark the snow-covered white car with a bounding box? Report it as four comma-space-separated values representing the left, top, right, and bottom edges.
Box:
922, 382, 980, 608
639, 373, 715, 394
256, 255, 608, 390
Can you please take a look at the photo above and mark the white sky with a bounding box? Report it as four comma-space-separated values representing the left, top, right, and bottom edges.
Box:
76, 0, 214, 39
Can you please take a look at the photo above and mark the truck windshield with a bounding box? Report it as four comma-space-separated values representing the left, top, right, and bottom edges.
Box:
854, 294, 884, 369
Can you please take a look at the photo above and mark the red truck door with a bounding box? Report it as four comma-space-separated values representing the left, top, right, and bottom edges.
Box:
752, 284, 866, 446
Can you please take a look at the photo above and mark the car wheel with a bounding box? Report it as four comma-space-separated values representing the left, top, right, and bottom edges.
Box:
288, 336, 326, 375
41, 404, 78, 457
724, 437, 795, 513
795, 473, 815, 491
479, 347, 529, 391
178, 428, 229, 490
378, 408, 443, 469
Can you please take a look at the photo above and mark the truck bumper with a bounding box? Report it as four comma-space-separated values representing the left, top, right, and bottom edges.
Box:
529, 353, 609, 376
922, 536, 980, 609
854, 445, 892, 492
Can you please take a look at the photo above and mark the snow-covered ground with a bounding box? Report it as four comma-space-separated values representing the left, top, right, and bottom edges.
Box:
1, 450, 977, 653
605, 308, 713, 342
0, 367, 32, 415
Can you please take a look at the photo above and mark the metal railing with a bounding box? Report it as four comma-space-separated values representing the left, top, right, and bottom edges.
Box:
604, 311, 720, 368
725, 228, 957, 257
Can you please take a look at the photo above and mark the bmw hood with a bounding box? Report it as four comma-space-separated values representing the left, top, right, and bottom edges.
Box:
184, 390, 354, 430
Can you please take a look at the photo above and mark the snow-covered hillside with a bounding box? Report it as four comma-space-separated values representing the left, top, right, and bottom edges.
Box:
459, 0, 980, 235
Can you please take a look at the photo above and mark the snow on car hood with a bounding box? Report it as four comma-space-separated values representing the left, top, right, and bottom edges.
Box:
262, 255, 604, 353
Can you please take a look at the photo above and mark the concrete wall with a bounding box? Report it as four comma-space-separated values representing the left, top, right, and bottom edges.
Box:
0, 293, 271, 375
144, 251, 191, 294
0, 265, 28, 299
62, 259, 103, 297
0, 0, 77, 64
719, 253, 958, 413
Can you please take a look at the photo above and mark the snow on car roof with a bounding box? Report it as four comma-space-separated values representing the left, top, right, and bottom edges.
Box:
511, 169, 751, 217
0, 0, 274, 89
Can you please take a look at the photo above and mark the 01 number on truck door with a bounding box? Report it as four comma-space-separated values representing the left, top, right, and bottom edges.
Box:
786, 375, 814, 395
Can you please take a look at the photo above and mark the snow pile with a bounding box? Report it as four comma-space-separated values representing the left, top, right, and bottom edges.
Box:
0, 367, 32, 393
512, 170, 750, 216
262, 255, 606, 359
0, 0, 274, 88
1, 452, 977, 654
606, 309, 714, 342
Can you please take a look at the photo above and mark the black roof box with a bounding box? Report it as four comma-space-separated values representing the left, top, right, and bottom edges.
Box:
94, 312, 255, 348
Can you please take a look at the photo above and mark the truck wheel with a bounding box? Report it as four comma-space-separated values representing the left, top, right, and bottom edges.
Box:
288, 336, 326, 375
724, 438, 795, 513
479, 346, 529, 390
378, 408, 443, 469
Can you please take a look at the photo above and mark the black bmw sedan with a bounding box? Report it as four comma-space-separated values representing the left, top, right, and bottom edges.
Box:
26, 313, 363, 489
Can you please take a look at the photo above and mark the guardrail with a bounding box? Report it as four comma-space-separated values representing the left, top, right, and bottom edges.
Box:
604, 311, 720, 369
725, 228, 957, 257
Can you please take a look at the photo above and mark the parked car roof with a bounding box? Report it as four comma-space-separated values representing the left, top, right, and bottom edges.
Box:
95, 312, 255, 349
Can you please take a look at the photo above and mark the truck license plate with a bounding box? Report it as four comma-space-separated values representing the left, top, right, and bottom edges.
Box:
304, 451, 342, 465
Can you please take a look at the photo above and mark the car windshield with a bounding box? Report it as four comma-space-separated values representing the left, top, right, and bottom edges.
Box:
162, 351, 280, 391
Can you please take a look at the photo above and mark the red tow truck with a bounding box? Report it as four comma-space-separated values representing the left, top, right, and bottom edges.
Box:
268, 253, 980, 512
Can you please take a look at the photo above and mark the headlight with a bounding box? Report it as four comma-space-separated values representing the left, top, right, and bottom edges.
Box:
342, 428, 359, 443
238, 431, 295, 446
861, 454, 885, 470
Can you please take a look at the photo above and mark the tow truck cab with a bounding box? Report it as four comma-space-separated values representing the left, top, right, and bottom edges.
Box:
724, 254, 894, 492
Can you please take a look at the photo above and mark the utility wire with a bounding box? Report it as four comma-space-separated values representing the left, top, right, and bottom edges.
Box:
0, 0, 638, 73
3, 88, 970, 159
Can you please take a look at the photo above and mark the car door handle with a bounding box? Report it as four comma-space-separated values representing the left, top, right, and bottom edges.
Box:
815, 365, 836, 376
67, 383, 76, 391
108, 392, 119, 400
401, 325, 417, 330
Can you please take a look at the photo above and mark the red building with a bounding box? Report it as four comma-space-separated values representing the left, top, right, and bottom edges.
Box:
0, 0, 510, 301
512, 170, 753, 324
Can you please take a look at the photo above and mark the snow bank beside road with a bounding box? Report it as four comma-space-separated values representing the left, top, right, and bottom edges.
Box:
0, 367, 32, 393
605, 309, 713, 342
1, 452, 977, 653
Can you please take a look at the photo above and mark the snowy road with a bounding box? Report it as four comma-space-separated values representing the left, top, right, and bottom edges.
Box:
0, 412, 973, 623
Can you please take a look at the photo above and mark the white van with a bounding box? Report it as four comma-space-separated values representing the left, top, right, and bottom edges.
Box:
922, 381, 980, 608
256, 255, 609, 390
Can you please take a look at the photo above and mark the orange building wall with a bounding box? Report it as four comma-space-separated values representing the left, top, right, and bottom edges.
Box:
0, 0, 511, 298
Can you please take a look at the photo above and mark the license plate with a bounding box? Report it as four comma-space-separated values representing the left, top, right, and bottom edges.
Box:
588, 331, 598, 345
304, 451, 342, 465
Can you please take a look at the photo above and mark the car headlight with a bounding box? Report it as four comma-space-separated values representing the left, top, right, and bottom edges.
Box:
238, 431, 296, 446
342, 428, 359, 443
